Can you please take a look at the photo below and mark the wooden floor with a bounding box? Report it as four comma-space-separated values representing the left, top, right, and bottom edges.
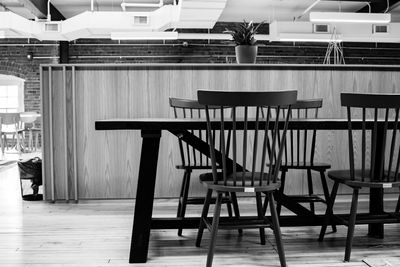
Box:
1, 163, 400, 267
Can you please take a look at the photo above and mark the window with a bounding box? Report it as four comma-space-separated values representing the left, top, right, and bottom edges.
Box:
0, 74, 24, 112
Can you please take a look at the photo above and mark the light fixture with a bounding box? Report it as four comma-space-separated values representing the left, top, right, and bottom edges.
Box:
111, 31, 178, 40
278, 33, 343, 43
26, 52, 33, 61
310, 12, 391, 24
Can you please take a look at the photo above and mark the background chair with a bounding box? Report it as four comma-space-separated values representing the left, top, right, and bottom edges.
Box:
319, 93, 400, 262
196, 90, 297, 267
19, 112, 41, 152
275, 99, 336, 231
0, 113, 23, 155
169, 97, 239, 236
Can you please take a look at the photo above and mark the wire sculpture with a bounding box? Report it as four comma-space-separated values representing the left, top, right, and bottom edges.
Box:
324, 27, 345, 64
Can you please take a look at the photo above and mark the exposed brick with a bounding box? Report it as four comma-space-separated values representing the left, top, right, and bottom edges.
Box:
1, 36, 400, 115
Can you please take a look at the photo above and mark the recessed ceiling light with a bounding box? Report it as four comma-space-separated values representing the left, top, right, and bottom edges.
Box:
310, 12, 391, 24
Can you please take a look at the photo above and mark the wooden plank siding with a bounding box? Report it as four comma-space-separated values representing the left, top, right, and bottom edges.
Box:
41, 64, 400, 200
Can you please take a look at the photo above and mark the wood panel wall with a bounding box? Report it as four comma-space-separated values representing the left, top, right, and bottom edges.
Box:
41, 64, 400, 200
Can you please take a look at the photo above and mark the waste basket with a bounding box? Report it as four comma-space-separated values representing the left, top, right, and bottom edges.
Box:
18, 157, 43, 201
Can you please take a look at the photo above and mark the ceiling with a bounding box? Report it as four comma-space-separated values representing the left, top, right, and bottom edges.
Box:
2, 0, 400, 23
2, 0, 400, 42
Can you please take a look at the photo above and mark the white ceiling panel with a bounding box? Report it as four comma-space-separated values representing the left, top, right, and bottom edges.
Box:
219, 0, 369, 22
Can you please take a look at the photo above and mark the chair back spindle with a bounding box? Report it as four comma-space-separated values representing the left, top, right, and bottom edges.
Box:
341, 93, 400, 183
198, 90, 297, 188
169, 98, 230, 169
271, 99, 323, 166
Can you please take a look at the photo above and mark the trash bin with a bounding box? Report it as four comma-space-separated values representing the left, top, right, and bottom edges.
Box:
18, 157, 43, 201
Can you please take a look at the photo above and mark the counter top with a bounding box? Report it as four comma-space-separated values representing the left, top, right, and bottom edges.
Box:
40, 63, 400, 70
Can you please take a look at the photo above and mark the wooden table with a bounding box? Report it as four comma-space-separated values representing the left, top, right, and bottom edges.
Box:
95, 118, 388, 263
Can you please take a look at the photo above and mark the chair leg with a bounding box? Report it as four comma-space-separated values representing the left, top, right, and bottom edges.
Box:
0, 135, 4, 155
206, 192, 223, 267
320, 171, 337, 232
230, 192, 243, 234
268, 192, 287, 267
35, 132, 39, 151
4, 135, 8, 150
344, 188, 359, 262
276, 169, 287, 216
225, 192, 233, 217
256, 192, 266, 245
177, 170, 191, 236
319, 181, 339, 242
262, 194, 269, 216
176, 171, 186, 235
28, 130, 33, 152
396, 188, 400, 213
196, 189, 213, 247
307, 169, 315, 213
15, 132, 22, 155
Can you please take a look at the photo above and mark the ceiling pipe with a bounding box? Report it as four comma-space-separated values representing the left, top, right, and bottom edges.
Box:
47, 0, 51, 21
295, 0, 321, 21
121, 0, 164, 11
0, 0, 228, 40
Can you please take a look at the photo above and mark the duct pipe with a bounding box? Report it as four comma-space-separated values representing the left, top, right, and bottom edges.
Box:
121, 0, 164, 11
295, 0, 321, 21
47, 0, 51, 21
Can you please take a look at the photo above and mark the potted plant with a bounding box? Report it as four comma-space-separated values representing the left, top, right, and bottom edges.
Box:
224, 20, 263, 64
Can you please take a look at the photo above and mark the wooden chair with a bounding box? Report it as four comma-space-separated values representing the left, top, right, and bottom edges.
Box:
319, 93, 400, 262
169, 97, 239, 236
0, 112, 23, 154
196, 90, 297, 267
20, 112, 41, 152
275, 99, 336, 231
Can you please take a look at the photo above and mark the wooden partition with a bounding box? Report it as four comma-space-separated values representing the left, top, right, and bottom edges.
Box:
41, 64, 400, 200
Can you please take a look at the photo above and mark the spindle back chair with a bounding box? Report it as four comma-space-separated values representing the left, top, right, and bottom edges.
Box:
319, 93, 400, 262
169, 98, 236, 236
273, 100, 334, 232
0, 112, 23, 154
279, 99, 322, 166
196, 89, 297, 267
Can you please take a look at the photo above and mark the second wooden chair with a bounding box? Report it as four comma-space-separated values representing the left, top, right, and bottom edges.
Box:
274, 99, 336, 231
169, 97, 240, 236
319, 93, 400, 261
196, 89, 297, 267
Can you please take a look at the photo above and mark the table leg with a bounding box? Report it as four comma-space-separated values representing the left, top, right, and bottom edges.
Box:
368, 188, 384, 238
368, 126, 384, 238
129, 130, 161, 263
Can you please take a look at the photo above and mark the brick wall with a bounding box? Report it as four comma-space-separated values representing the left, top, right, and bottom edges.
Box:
0, 39, 58, 112
1, 32, 400, 112
69, 40, 400, 65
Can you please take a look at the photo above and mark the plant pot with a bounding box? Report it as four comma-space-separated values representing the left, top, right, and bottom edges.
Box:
235, 45, 258, 64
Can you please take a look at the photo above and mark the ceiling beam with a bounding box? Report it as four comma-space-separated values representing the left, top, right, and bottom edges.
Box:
357, 0, 400, 13
16, 0, 65, 20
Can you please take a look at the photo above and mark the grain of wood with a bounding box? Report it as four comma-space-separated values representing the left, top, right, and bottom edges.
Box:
41, 65, 400, 200
2, 165, 400, 267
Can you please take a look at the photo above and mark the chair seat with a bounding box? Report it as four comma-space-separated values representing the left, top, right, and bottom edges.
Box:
328, 169, 400, 188
199, 172, 281, 192
280, 162, 330, 170
1, 129, 24, 134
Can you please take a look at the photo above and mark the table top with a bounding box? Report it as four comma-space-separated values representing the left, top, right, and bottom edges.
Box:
95, 118, 392, 131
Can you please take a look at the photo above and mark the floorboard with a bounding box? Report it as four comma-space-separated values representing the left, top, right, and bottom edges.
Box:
1, 163, 400, 267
